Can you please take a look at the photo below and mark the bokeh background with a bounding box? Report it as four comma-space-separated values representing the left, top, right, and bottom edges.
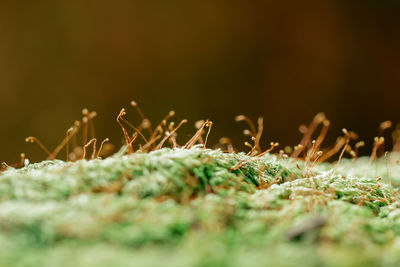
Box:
1, 0, 400, 163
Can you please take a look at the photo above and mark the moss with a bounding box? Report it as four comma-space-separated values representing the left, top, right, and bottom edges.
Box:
0, 147, 400, 266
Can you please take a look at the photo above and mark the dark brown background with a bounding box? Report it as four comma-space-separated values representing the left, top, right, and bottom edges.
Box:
1, 0, 400, 163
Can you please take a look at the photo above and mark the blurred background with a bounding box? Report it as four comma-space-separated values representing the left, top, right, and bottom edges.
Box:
1, 0, 400, 163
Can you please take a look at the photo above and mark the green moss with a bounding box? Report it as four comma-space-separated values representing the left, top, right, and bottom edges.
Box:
0, 148, 400, 266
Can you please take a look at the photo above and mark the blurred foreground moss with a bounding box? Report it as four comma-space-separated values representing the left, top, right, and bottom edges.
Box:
1, 147, 400, 266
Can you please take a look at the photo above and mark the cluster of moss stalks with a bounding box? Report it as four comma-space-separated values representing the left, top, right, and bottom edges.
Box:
1, 146, 400, 266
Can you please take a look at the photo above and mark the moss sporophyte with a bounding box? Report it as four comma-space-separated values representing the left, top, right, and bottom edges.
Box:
1, 103, 400, 266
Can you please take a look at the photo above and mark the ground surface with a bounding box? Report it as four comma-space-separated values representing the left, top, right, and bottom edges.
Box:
1, 147, 400, 267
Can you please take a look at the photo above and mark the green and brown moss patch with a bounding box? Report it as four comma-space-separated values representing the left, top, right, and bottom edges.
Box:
2, 105, 400, 266
1, 147, 400, 266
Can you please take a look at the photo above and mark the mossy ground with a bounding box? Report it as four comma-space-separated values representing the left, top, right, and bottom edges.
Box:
1, 147, 400, 266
